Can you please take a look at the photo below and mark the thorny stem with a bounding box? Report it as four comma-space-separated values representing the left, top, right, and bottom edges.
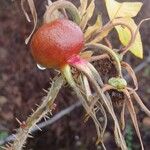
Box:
44, 0, 81, 24
85, 43, 122, 77
9, 76, 63, 150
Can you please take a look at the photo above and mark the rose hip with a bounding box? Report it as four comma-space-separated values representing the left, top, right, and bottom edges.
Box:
31, 19, 84, 69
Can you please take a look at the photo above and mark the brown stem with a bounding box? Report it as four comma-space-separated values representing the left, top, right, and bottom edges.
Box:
89, 54, 110, 62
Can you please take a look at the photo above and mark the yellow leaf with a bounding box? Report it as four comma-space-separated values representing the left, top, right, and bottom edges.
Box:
105, 0, 143, 19
105, 0, 143, 58
80, 0, 95, 30
84, 15, 102, 40
115, 18, 143, 58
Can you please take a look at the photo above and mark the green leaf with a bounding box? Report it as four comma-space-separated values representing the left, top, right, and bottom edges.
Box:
116, 18, 143, 58
105, 0, 143, 58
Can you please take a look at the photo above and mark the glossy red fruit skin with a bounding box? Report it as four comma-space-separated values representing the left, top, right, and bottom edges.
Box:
31, 19, 84, 69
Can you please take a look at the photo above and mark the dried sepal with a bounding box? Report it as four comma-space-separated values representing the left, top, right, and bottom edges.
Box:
78, 0, 88, 18
45, 0, 63, 23
80, 0, 95, 30
84, 15, 102, 41
120, 102, 126, 130
21, 0, 37, 44
128, 88, 150, 117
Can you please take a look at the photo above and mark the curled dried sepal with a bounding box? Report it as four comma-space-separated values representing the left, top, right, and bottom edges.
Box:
79, 0, 95, 30
84, 15, 102, 41
78, 0, 88, 18
43, 0, 81, 24
82, 75, 107, 140
44, 0, 63, 23
120, 102, 126, 130
128, 88, 150, 117
21, 0, 37, 44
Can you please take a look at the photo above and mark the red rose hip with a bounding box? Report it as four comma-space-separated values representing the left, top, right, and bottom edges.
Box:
31, 19, 84, 69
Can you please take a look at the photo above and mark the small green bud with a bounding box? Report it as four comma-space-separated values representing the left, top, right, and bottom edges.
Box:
108, 77, 127, 90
